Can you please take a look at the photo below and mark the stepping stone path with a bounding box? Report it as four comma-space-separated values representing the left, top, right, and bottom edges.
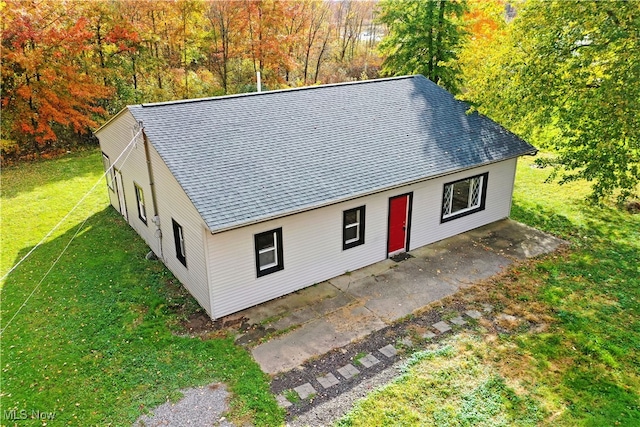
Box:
400, 337, 414, 347
294, 383, 316, 400
432, 320, 452, 333
276, 394, 292, 408
276, 303, 527, 412
465, 309, 482, 319
316, 373, 340, 389
422, 331, 436, 340
358, 353, 380, 368
337, 363, 360, 380
450, 316, 467, 326
496, 313, 518, 322
379, 344, 397, 358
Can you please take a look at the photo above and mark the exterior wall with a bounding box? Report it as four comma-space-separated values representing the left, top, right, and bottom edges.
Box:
147, 145, 212, 316
97, 111, 159, 254
205, 158, 518, 318
97, 112, 212, 316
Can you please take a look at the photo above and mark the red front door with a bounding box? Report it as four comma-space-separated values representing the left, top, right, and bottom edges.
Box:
388, 194, 410, 256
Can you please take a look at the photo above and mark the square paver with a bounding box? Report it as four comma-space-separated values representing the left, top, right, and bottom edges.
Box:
337, 363, 360, 380
276, 393, 292, 408
450, 316, 467, 326
400, 337, 414, 347
378, 344, 397, 358
316, 373, 340, 389
482, 303, 494, 313
359, 353, 380, 368
496, 313, 518, 322
422, 331, 436, 340
432, 320, 452, 333
294, 383, 316, 400
465, 309, 482, 320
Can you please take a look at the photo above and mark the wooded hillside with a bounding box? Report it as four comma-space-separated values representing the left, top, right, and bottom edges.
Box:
1, 0, 382, 160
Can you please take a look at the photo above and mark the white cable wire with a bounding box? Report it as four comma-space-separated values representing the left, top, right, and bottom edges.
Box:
0, 128, 142, 335
0, 128, 142, 282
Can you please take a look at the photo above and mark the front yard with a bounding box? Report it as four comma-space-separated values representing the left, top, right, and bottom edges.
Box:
339, 156, 640, 425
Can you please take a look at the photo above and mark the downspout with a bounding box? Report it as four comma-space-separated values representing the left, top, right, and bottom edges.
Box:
140, 121, 163, 260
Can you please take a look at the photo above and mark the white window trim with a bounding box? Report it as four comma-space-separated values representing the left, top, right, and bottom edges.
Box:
258, 232, 278, 271
134, 183, 147, 223
255, 228, 284, 277
442, 175, 484, 220
102, 153, 114, 190
344, 211, 360, 244
177, 226, 186, 259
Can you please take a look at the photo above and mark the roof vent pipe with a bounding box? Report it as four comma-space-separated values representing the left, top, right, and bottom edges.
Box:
256, 71, 262, 93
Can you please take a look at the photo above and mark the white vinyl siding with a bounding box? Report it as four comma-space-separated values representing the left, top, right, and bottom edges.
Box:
97, 111, 211, 317
96, 111, 157, 252
102, 152, 114, 191
205, 158, 518, 318
147, 144, 212, 317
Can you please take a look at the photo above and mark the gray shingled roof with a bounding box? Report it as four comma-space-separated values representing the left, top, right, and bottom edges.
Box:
127, 75, 536, 233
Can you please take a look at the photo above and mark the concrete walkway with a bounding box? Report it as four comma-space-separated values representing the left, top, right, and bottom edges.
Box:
236, 219, 564, 375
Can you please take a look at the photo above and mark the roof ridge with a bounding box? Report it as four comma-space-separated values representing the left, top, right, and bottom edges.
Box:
138, 75, 420, 108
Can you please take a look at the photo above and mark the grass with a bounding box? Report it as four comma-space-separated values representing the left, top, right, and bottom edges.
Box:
338, 336, 544, 427
338, 155, 640, 426
0, 150, 283, 426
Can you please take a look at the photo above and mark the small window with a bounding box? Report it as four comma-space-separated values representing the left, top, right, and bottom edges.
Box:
102, 152, 113, 190
172, 219, 187, 267
343, 206, 366, 250
441, 172, 488, 222
254, 228, 284, 277
134, 183, 147, 224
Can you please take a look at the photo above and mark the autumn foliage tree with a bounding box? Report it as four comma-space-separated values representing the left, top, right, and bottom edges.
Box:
1, 0, 383, 162
1, 0, 113, 158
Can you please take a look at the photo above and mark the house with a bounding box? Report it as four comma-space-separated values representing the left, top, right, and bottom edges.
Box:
95, 75, 536, 320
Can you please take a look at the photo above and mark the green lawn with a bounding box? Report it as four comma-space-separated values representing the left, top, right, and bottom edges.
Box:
339, 156, 640, 426
0, 150, 283, 426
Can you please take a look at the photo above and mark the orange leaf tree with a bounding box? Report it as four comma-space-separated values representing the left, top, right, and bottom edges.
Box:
1, 0, 112, 157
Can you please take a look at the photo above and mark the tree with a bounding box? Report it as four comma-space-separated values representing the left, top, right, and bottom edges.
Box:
461, 0, 640, 201
377, 0, 467, 93
1, 0, 112, 157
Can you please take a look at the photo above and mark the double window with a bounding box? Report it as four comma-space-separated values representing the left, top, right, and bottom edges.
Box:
343, 206, 365, 250
134, 183, 147, 224
102, 153, 113, 191
172, 219, 187, 267
441, 172, 488, 222
255, 228, 284, 277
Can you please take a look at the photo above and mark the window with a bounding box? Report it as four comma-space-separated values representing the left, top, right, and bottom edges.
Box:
134, 183, 147, 224
441, 172, 488, 222
254, 228, 284, 277
343, 206, 366, 250
102, 152, 113, 190
172, 219, 187, 267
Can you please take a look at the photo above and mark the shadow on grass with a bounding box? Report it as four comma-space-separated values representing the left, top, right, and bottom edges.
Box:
1, 207, 283, 426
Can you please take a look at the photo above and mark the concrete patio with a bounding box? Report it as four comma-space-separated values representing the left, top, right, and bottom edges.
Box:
227, 219, 565, 375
